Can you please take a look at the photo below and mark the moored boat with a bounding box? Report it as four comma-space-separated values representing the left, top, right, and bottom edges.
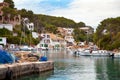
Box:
74, 49, 110, 57
74, 49, 91, 56
91, 50, 110, 57
112, 52, 120, 58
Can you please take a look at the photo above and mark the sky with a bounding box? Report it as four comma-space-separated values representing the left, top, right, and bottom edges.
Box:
0, 0, 120, 29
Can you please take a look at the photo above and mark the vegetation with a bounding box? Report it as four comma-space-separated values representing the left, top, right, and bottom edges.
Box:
1, 0, 93, 45
4, 0, 14, 8
0, 28, 12, 37
2, 0, 120, 51
73, 27, 93, 43
94, 17, 120, 50
14, 25, 39, 45
2, 7, 17, 18
75, 22, 86, 28
73, 28, 86, 42
33, 14, 87, 33
45, 24, 57, 34
18, 9, 34, 22
7, 36, 20, 44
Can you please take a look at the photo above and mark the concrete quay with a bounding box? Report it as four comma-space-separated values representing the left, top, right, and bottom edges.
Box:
0, 61, 54, 80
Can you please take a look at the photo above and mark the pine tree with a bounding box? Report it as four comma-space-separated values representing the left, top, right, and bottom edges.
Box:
4, 0, 14, 8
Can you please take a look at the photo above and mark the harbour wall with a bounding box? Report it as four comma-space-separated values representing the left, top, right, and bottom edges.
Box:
0, 61, 54, 80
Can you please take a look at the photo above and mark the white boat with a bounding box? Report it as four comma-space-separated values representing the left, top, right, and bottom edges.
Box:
74, 49, 91, 56
74, 49, 110, 57
20, 45, 36, 51
113, 53, 120, 58
91, 50, 110, 57
80, 49, 92, 56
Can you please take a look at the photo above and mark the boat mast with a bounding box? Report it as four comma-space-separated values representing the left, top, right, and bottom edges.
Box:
20, 18, 29, 46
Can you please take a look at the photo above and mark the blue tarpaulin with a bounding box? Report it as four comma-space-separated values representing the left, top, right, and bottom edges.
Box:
0, 50, 15, 64
39, 56, 48, 61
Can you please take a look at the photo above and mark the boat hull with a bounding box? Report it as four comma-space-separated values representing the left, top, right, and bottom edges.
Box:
74, 50, 110, 57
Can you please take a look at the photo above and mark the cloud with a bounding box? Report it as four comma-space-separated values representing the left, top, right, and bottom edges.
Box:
1, 0, 119, 29
0, 0, 3, 2
48, 0, 120, 29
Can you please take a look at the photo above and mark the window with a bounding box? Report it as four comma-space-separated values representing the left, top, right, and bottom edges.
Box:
0, 16, 2, 21
68, 30, 71, 32
0, 39, 2, 42
44, 44, 48, 47
47, 35, 50, 38
44, 40, 46, 43
47, 40, 50, 43
16, 17, 19, 22
41, 44, 43, 47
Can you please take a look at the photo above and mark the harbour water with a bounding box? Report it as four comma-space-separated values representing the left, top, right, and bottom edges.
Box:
18, 50, 120, 80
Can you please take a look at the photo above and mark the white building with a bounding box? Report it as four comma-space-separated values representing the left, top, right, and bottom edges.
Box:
65, 36, 75, 44
9, 44, 15, 49
22, 18, 34, 31
0, 37, 6, 45
37, 33, 53, 50
26, 23, 34, 31
80, 27, 94, 34
51, 34, 67, 50
32, 32, 39, 39
78, 42, 85, 46
37, 33, 67, 50
63, 28, 74, 35
62, 28, 75, 45
0, 24, 13, 31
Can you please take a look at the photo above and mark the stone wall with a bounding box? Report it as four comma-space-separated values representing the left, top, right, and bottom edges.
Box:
0, 61, 54, 80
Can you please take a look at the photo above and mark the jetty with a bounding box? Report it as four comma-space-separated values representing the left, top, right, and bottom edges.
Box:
0, 61, 54, 80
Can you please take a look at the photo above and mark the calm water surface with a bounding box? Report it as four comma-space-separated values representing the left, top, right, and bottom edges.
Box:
18, 50, 120, 80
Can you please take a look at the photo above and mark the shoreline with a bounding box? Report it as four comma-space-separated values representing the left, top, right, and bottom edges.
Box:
0, 61, 54, 80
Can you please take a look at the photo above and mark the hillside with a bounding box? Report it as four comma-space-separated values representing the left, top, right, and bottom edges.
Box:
94, 17, 120, 50
19, 10, 87, 33
0, 0, 93, 45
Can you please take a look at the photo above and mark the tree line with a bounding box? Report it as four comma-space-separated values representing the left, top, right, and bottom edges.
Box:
2, 0, 120, 51
94, 17, 120, 50
1, 0, 90, 45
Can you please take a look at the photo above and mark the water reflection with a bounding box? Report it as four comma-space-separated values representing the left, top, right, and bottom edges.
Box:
40, 50, 97, 80
18, 70, 54, 80
106, 59, 120, 80
94, 57, 120, 80
18, 50, 120, 80
94, 57, 109, 80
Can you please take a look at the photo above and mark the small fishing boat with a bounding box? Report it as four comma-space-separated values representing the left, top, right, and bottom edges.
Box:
91, 50, 110, 57
74, 49, 110, 57
74, 49, 91, 56
112, 53, 120, 58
